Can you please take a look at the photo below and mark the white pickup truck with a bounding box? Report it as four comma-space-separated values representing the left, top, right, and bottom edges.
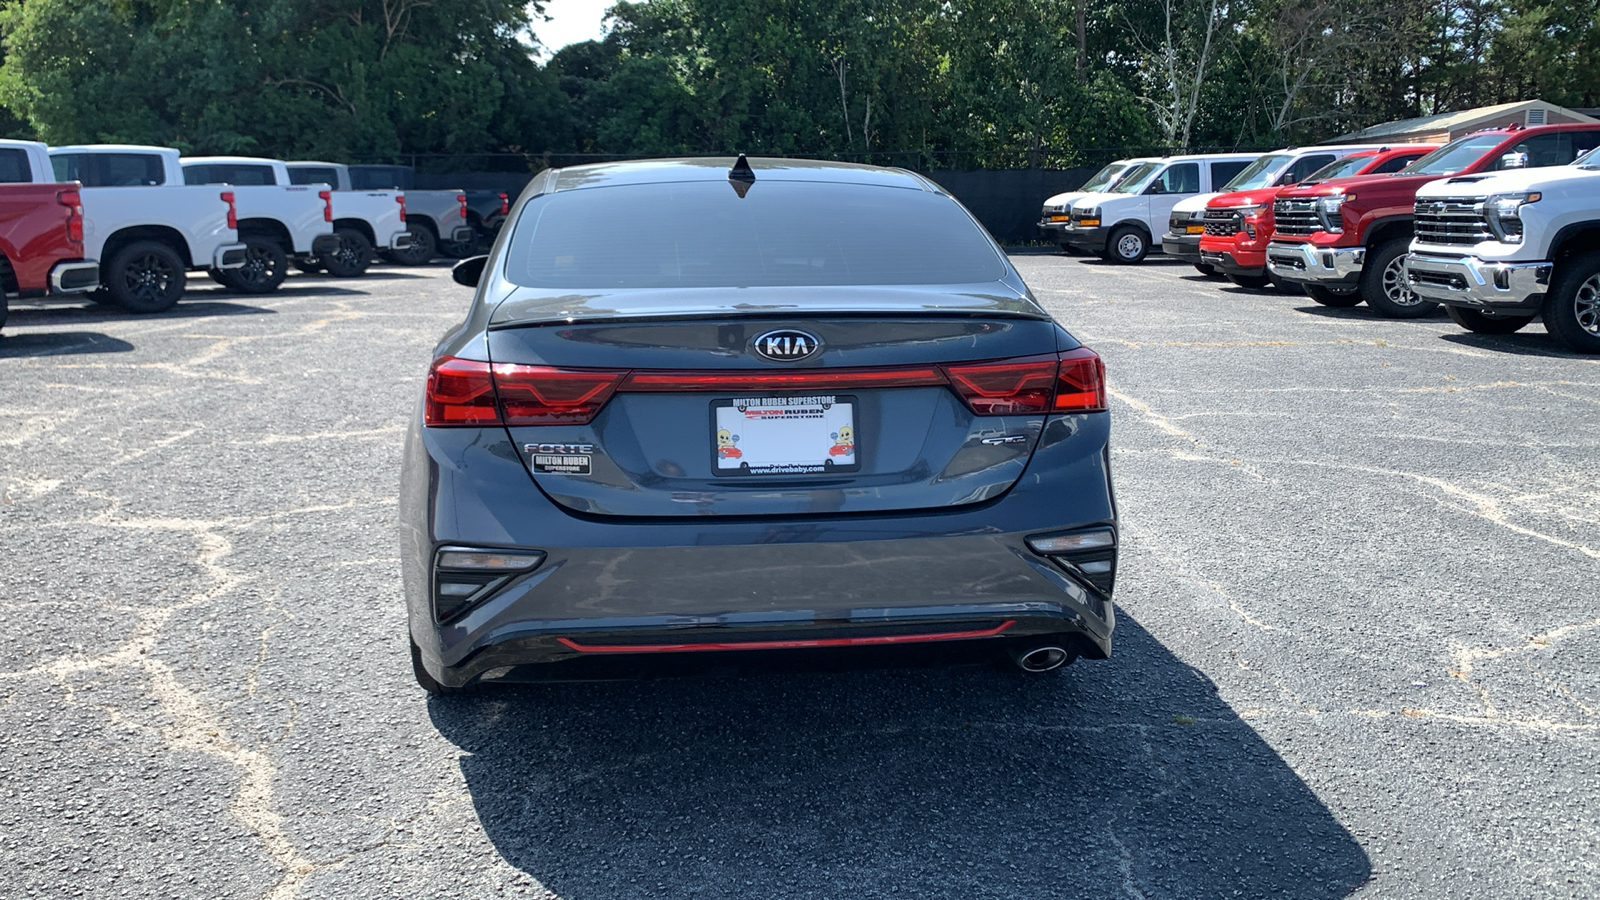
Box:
179, 156, 340, 293
1405, 149, 1600, 353
283, 161, 422, 269
285, 163, 436, 270
46, 144, 246, 312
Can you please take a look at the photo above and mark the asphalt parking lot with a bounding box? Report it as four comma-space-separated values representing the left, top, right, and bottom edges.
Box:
1, 256, 1596, 899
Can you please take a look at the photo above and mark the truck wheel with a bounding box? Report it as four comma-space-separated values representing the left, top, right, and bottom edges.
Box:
1445, 305, 1534, 335
321, 228, 373, 278
1361, 240, 1437, 318
439, 228, 479, 260
1225, 273, 1272, 290
226, 238, 288, 294
1304, 285, 1362, 307
1193, 263, 1217, 276
1107, 226, 1149, 264
1541, 251, 1600, 354
207, 269, 232, 287
385, 225, 436, 266
106, 240, 186, 313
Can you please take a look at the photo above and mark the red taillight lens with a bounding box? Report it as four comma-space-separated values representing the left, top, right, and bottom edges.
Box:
494, 364, 625, 425
58, 188, 83, 243
457, 193, 468, 219
424, 357, 625, 427
941, 348, 1106, 415
396, 194, 406, 222
498, 193, 509, 216
1053, 347, 1107, 412
319, 189, 333, 222
220, 191, 237, 229
943, 355, 1059, 414
425, 358, 500, 426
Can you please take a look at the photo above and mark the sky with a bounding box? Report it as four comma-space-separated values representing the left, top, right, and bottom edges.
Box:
531, 0, 620, 59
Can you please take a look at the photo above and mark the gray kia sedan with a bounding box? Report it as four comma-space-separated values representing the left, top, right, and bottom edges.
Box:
400, 157, 1118, 693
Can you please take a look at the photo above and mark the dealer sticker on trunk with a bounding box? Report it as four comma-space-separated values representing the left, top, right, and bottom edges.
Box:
526, 443, 594, 475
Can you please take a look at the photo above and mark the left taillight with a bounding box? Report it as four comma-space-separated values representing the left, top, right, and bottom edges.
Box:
57, 188, 83, 244
943, 347, 1106, 415
457, 193, 468, 220
220, 191, 237, 229
318, 189, 333, 222
425, 357, 625, 427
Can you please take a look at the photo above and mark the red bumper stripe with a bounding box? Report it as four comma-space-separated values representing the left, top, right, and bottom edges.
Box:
556, 620, 1016, 654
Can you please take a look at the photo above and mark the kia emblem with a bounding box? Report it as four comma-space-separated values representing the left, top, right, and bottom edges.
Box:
752, 329, 823, 363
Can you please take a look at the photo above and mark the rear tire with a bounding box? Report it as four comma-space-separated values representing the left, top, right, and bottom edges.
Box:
106, 240, 186, 313
1361, 240, 1437, 318
1225, 272, 1272, 290
384, 225, 437, 266
1193, 263, 1217, 276
223, 237, 288, 294
1107, 226, 1149, 264
410, 638, 468, 695
321, 227, 373, 278
1541, 251, 1600, 354
439, 228, 478, 259
1446, 304, 1535, 335
1305, 284, 1362, 307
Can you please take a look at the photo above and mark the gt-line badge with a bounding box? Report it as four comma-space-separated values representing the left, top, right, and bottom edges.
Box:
527, 442, 594, 475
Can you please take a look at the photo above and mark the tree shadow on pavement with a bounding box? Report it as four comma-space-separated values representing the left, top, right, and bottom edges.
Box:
0, 331, 134, 357
428, 614, 1371, 899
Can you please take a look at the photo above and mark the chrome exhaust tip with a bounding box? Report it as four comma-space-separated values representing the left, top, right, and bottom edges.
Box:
1012, 645, 1072, 673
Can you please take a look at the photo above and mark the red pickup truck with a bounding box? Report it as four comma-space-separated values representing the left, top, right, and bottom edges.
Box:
0, 183, 99, 332
1198, 146, 1434, 289
1266, 124, 1600, 316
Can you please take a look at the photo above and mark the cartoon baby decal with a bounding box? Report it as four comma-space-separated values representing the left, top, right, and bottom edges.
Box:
717, 428, 742, 459
828, 424, 855, 456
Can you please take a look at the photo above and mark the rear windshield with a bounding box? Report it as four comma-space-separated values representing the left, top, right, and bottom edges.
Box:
51, 153, 166, 186
504, 181, 1007, 289
0, 149, 32, 183
1402, 135, 1505, 176
1220, 154, 1288, 191
183, 164, 277, 185
350, 167, 410, 190
288, 166, 339, 186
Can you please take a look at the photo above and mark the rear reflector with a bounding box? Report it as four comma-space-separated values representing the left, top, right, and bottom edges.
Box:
424, 347, 1106, 426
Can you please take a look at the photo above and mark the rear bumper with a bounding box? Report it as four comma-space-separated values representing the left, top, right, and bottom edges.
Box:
1266, 241, 1363, 288
402, 415, 1118, 687
387, 230, 413, 251
449, 226, 475, 244
1403, 253, 1550, 311
311, 233, 341, 257
49, 260, 99, 294
213, 243, 248, 270
1161, 233, 1202, 262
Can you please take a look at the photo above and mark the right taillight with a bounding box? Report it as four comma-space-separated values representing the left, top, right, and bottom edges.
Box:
319, 189, 333, 222
57, 188, 83, 243
942, 347, 1105, 415
424, 357, 625, 427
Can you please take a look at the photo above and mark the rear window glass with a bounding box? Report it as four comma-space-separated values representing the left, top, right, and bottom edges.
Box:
288, 167, 340, 186
0, 149, 32, 183
51, 153, 165, 186
504, 181, 1007, 289
184, 164, 277, 185
350, 167, 410, 190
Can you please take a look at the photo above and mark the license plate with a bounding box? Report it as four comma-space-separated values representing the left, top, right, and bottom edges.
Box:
1186, 225, 1204, 234
712, 395, 859, 476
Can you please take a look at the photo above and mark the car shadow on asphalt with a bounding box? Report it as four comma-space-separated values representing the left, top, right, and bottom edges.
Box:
1289, 304, 1448, 321
3, 299, 277, 326
0, 331, 134, 357
428, 615, 1371, 899
1437, 331, 1586, 358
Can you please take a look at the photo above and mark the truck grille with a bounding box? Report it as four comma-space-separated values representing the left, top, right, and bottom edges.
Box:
1202, 208, 1243, 237
1274, 199, 1321, 237
1414, 197, 1492, 246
